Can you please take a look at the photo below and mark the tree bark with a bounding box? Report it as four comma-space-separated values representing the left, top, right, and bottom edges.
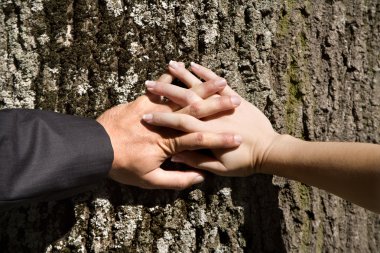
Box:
0, 0, 379, 252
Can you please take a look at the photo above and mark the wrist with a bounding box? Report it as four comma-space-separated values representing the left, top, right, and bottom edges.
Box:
96, 116, 118, 171
259, 134, 303, 174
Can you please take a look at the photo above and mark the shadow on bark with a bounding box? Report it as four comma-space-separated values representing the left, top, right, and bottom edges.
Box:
0, 175, 285, 252
0, 199, 75, 252
105, 174, 286, 252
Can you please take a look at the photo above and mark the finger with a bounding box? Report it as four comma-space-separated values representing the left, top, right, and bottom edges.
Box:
171, 151, 229, 176
145, 81, 202, 107
168, 60, 202, 88
146, 79, 227, 101
147, 62, 186, 104
171, 132, 242, 153
142, 112, 205, 132
157, 61, 185, 82
157, 73, 174, 83
155, 62, 187, 109
190, 62, 219, 80
146, 71, 177, 102
190, 78, 227, 99
146, 78, 226, 112
142, 168, 205, 190
190, 62, 238, 96
176, 95, 241, 119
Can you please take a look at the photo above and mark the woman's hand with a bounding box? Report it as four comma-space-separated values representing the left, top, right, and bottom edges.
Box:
143, 62, 280, 176
144, 62, 380, 213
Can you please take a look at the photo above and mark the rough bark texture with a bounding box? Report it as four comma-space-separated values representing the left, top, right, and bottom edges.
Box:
0, 0, 379, 252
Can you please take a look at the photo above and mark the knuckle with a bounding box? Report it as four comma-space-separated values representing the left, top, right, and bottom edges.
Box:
204, 81, 216, 91
170, 137, 180, 152
203, 83, 217, 95
222, 133, 235, 145
189, 103, 202, 118
219, 96, 232, 108
195, 132, 205, 146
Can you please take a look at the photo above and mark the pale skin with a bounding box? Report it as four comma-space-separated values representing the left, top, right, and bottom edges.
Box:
143, 61, 380, 213
96, 68, 243, 190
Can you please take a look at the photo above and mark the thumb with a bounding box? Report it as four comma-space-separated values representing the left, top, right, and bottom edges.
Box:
142, 168, 205, 190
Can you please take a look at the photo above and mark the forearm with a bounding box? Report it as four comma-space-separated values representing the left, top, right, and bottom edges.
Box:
262, 135, 380, 213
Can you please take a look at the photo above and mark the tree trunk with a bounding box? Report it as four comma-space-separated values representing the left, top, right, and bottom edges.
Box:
0, 0, 379, 252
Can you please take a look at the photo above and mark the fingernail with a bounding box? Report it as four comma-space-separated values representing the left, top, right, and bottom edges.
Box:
193, 175, 205, 184
234, 135, 243, 145
215, 79, 227, 87
169, 60, 179, 69
230, 96, 241, 106
171, 155, 184, 163
190, 62, 199, 69
145, 81, 156, 89
142, 114, 153, 122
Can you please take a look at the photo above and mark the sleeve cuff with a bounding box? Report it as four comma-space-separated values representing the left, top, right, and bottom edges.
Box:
0, 109, 114, 205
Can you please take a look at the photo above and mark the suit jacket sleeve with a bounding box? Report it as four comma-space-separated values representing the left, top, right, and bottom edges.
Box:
0, 109, 114, 207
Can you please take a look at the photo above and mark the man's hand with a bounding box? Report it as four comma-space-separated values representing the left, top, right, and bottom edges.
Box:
96, 69, 242, 190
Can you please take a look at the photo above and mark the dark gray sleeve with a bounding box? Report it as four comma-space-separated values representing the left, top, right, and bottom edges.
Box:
0, 109, 114, 207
